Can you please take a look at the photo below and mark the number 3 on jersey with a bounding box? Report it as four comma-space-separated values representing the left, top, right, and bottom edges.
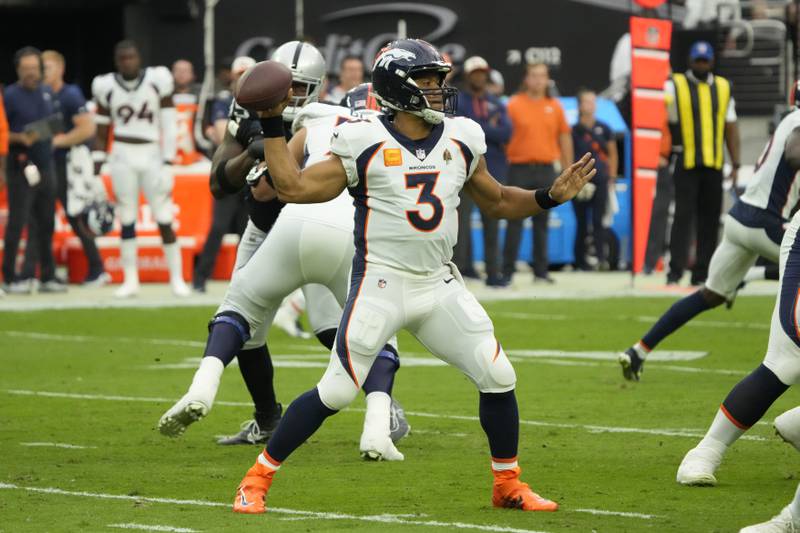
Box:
405, 172, 443, 232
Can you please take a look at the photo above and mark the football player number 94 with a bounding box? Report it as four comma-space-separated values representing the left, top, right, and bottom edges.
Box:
405, 172, 443, 232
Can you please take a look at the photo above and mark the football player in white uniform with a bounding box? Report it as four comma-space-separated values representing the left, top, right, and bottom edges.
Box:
159, 84, 408, 460
232, 39, 596, 514
620, 90, 800, 381
92, 40, 190, 298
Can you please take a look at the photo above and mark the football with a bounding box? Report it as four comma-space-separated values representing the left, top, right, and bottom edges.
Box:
234, 60, 293, 112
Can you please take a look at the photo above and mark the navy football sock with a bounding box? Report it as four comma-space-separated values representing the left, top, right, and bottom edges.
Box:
765, 263, 780, 281
266, 387, 337, 462
479, 390, 519, 459
361, 346, 399, 396
315, 328, 337, 350
641, 290, 711, 350
237, 345, 279, 424
203, 317, 248, 366
721, 364, 789, 428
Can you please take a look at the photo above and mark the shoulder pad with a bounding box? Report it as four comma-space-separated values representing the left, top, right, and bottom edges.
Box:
292, 102, 348, 134
91, 73, 114, 104
147, 66, 174, 97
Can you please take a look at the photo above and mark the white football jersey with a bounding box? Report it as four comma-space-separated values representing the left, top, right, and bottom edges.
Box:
92, 66, 173, 143
282, 102, 356, 229
330, 115, 487, 275
740, 109, 800, 220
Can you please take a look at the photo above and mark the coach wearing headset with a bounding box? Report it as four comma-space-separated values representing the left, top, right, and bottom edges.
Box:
2, 46, 61, 294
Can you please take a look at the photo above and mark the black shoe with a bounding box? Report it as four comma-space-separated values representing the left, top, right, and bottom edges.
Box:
618, 348, 644, 381
461, 268, 481, 280
192, 279, 206, 293
485, 275, 509, 288
533, 275, 555, 284
217, 404, 282, 445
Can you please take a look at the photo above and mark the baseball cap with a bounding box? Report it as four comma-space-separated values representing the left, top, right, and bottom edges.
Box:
464, 56, 490, 75
689, 41, 714, 62
231, 56, 256, 74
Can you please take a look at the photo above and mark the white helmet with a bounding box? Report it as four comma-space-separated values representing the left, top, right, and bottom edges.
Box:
270, 41, 326, 122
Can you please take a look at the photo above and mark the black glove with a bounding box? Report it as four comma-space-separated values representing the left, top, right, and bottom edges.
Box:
234, 117, 264, 148
246, 137, 265, 160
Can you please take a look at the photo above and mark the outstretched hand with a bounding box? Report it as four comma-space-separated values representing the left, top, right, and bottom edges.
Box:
256, 88, 294, 119
549, 153, 597, 204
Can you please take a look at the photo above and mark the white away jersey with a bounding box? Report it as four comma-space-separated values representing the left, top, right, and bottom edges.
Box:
282, 102, 355, 229
330, 115, 487, 275
92, 66, 173, 143
740, 108, 800, 220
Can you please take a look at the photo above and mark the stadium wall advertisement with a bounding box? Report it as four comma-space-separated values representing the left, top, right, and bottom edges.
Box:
135, 0, 641, 96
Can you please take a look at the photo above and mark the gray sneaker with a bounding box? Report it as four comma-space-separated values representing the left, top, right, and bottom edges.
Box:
390, 397, 411, 443
3, 279, 34, 294
217, 405, 282, 445
40, 279, 68, 293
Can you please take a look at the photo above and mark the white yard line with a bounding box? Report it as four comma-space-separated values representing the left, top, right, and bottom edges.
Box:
2, 330, 206, 348
108, 523, 198, 532
573, 508, 656, 519
0, 482, 550, 533
7, 388, 762, 442
20, 442, 96, 449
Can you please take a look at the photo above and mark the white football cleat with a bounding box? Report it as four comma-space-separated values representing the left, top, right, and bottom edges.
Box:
740, 506, 800, 532
273, 304, 311, 339
114, 280, 140, 298
676, 445, 723, 486
158, 396, 210, 437
171, 280, 192, 297
360, 431, 404, 461
775, 407, 800, 452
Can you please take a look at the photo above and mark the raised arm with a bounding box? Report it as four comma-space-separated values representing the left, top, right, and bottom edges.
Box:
256, 92, 347, 204
465, 153, 596, 220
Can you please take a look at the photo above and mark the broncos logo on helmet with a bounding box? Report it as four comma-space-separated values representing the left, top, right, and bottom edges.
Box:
370, 39, 457, 125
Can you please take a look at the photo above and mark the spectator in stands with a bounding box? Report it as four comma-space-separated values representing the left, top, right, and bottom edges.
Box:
643, 116, 675, 274
666, 41, 740, 285
2, 47, 63, 294
0, 91, 7, 191
192, 56, 252, 292
488, 69, 509, 105
172, 59, 198, 95
453, 56, 512, 286
571, 88, 618, 271
39, 50, 105, 285
171, 59, 202, 165
324, 55, 364, 103
503, 62, 573, 284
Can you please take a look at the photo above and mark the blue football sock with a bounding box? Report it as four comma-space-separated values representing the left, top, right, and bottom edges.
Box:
641, 290, 710, 350
361, 345, 399, 396
266, 387, 337, 462
203, 320, 247, 366
722, 364, 788, 428
479, 390, 519, 459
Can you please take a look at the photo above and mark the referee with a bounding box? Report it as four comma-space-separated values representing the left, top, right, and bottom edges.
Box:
666, 41, 740, 285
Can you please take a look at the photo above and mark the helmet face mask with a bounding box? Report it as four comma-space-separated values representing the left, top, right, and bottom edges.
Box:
270, 41, 326, 121
371, 39, 458, 125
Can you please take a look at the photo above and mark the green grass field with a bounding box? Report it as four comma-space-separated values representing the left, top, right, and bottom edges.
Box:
1, 296, 797, 532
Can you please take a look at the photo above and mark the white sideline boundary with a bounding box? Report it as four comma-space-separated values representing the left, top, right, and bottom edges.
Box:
4, 388, 767, 441
20, 442, 96, 449
0, 482, 657, 526
0, 482, 549, 532
108, 523, 197, 532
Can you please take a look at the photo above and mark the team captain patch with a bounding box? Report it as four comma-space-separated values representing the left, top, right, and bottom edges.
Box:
383, 148, 403, 166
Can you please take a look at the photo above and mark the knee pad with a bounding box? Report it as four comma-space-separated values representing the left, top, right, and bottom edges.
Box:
209, 311, 251, 344
317, 356, 360, 410
475, 337, 516, 393
121, 224, 136, 240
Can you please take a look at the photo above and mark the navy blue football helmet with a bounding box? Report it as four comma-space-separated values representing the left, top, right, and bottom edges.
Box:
371, 39, 457, 124
343, 82, 381, 116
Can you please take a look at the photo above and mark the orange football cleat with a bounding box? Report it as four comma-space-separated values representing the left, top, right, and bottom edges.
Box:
492, 467, 558, 512
233, 460, 276, 514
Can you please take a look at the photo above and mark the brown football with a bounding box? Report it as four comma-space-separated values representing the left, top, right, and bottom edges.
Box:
234, 60, 293, 112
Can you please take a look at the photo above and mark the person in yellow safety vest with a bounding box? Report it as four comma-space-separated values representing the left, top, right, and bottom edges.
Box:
665, 40, 741, 286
